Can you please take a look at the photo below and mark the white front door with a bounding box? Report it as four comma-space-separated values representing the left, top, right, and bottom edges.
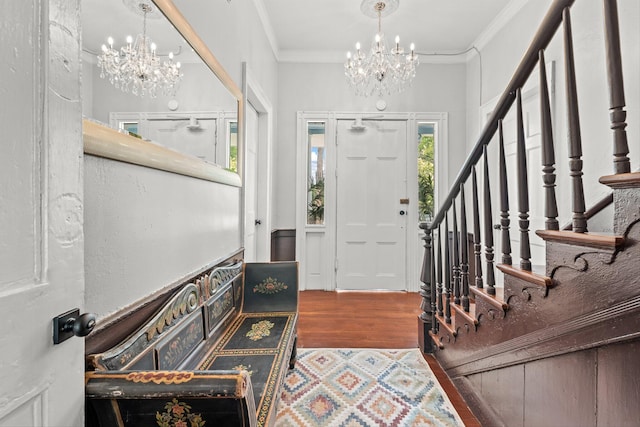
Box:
336, 119, 408, 290
244, 103, 259, 262
0, 1, 85, 425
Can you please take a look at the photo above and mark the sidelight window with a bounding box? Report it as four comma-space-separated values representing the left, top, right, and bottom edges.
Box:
418, 122, 435, 222
307, 122, 326, 225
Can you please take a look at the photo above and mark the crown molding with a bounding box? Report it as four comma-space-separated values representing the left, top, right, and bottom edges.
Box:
471, 0, 530, 52
255, 0, 531, 65
252, 0, 280, 61
279, 49, 469, 65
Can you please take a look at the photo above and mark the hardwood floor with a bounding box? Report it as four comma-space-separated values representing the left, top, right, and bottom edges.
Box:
298, 290, 481, 427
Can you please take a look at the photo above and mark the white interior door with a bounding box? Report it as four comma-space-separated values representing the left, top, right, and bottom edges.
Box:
0, 1, 85, 425
244, 103, 259, 261
336, 119, 408, 291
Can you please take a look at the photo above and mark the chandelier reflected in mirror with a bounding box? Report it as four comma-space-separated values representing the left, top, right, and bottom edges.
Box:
344, 0, 419, 97
97, 1, 183, 97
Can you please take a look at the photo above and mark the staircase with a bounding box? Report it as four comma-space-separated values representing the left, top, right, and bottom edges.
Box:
417, 1, 640, 426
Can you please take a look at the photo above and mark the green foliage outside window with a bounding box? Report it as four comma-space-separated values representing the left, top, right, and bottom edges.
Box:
418, 134, 435, 221
307, 178, 325, 224
227, 145, 238, 172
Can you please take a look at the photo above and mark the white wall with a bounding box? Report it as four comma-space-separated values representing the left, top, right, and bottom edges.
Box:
83, 0, 278, 320
86, 62, 237, 125
466, 0, 639, 230
275, 61, 468, 229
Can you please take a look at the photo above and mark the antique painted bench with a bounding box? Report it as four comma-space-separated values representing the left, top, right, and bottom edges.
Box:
85, 260, 298, 427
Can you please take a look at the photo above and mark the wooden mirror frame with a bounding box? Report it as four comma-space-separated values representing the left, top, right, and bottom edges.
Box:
83, 0, 243, 187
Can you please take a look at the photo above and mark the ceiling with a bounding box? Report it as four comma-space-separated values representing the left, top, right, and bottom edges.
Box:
258, 0, 517, 62
82, 0, 520, 64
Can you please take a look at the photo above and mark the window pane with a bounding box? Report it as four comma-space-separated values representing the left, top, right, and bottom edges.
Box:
227, 120, 238, 172
418, 123, 435, 222
307, 122, 326, 225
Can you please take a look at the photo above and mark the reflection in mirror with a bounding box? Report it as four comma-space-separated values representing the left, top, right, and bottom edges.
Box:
81, 0, 238, 168
227, 120, 238, 172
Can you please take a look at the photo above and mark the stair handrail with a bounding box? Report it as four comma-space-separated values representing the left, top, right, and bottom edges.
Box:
426, 0, 575, 231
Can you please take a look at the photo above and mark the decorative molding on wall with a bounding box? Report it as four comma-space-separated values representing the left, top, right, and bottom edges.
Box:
83, 119, 241, 186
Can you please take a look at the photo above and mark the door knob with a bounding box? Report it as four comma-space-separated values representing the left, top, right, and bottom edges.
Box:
53, 309, 96, 344
399, 210, 406, 216
255, 219, 262, 225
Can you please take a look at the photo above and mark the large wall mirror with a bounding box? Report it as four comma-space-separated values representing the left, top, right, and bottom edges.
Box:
81, 0, 242, 186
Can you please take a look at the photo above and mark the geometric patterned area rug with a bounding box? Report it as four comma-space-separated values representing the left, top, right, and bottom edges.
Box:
275, 349, 464, 427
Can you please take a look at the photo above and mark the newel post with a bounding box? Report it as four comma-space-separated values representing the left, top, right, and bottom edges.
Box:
418, 222, 434, 353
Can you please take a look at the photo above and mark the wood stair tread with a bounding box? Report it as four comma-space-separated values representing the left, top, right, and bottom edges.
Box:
470, 286, 508, 310
536, 229, 624, 250
429, 331, 444, 349
496, 264, 553, 288
435, 314, 457, 336
451, 302, 478, 326
599, 171, 640, 189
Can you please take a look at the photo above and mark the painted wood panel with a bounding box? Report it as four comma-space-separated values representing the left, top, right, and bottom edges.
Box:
479, 364, 525, 427
524, 350, 597, 427
597, 340, 640, 427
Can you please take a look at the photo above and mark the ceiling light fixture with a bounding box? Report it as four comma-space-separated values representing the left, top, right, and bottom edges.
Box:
344, 0, 419, 97
97, 1, 183, 97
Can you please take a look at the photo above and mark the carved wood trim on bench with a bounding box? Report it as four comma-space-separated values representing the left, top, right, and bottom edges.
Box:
85, 250, 243, 360
87, 261, 243, 371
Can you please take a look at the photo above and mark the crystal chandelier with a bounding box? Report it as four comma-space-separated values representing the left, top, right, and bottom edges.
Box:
97, 2, 183, 97
344, 0, 419, 97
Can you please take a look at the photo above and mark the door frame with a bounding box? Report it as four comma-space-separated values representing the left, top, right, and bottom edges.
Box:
295, 111, 448, 292
242, 63, 273, 261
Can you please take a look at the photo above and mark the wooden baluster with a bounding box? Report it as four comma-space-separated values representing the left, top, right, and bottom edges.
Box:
603, 0, 631, 174
498, 120, 512, 266
539, 50, 559, 230
436, 224, 444, 317
472, 166, 483, 289
444, 214, 452, 324
483, 145, 496, 295
460, 183, 470, 312
430, 229, 437, 333
419, 224, 433, 335
563, 7, 588, 233
516, 88, 532, 271
452, 199, 461, 305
